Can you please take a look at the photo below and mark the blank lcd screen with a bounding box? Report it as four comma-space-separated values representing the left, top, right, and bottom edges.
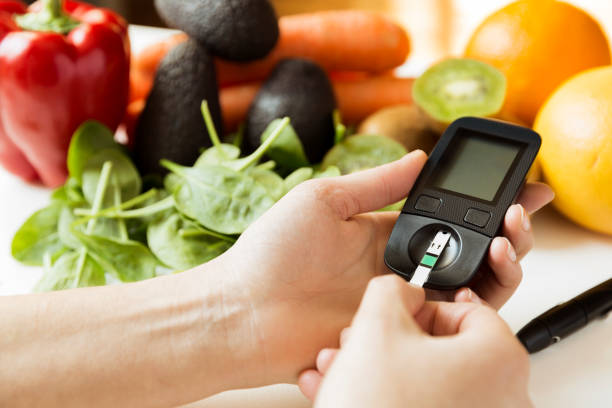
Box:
431, 132, 522, 201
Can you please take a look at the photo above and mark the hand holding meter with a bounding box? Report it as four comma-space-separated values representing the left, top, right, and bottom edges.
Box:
385, 117, 541, 290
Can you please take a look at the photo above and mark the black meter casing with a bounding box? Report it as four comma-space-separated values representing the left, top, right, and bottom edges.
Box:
384, 117, 541, 290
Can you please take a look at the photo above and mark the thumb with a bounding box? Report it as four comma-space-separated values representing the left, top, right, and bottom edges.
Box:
321, 150, 427, 219
415, 301, 512, 339
353, 275, 425, 333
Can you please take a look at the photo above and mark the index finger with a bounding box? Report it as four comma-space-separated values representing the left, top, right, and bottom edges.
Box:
323, 150, 427, 219
515, 182, 554, 214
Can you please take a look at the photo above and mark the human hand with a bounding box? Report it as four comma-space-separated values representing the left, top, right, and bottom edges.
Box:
299, 275, 533, 407
217, 150, 551, 385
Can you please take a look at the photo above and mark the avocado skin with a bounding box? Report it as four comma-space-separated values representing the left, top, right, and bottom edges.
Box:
134, 39, 223, 176
154, 0, 279, 61
245, 59, 337, 163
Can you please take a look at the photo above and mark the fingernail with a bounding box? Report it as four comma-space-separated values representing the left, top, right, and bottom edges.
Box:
455, 288, 471, 302
468, 289, 484, 304
505, 238, 517, 263
462, 288, 483, 304
520, 205, 531, 232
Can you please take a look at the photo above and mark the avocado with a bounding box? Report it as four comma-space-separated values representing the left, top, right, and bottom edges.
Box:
134, 39, 223, 176
154, 0, 279, 61
245, 59, 337, 163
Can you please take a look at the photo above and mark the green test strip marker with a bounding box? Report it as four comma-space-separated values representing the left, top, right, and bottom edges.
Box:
420, 253, 438, 268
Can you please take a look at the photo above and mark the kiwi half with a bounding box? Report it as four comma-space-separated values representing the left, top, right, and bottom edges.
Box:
412, 58, 506, 124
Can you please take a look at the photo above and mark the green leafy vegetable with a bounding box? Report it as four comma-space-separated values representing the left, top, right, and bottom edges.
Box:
51, 177, 86, 206
247, 166, 286, 201
162, 160, 276, 235
261, 119, 309, 171
200, 101, 290, 172
34, 251, 105, 292
11, 202, 67, 266
147, 212, 234, 271
314, 165, 341, 178
284, 167, 314, 192
74, 230, 158, 282
322, 134, 407, 174
67, 121, 119, 182
81, 149, 142, 206
223, 118, 290, 171
194, 144, 241, 167
13, 102, 414, 292
333, 109, 347, 145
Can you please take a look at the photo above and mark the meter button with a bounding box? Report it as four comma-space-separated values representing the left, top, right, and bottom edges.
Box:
415, 195, 441, 213
464, 208, 491, 228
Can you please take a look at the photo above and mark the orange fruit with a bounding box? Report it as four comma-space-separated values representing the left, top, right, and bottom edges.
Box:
534, 66, 612, 235
465, 0, 611, 125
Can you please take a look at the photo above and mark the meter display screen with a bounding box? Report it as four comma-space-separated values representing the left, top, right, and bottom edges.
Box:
431, 131, 522, 201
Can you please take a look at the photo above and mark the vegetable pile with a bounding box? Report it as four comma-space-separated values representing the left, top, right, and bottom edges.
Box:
9, 0, 519, 291
12, 102, 407, 290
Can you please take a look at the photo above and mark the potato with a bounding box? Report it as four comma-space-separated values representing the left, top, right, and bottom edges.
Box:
358, 104, 439, 153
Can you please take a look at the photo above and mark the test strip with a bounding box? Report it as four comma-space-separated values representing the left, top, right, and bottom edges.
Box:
409, 231, 452, 287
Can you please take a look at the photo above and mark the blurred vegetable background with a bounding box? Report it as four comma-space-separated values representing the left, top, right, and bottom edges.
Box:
35, 0, 612, 70
9, 0, 612, 291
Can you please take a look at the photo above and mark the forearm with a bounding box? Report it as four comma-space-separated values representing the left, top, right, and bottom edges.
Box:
0, 257, 263, 407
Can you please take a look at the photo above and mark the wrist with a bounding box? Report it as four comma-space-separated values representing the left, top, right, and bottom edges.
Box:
178, 254, 268, 390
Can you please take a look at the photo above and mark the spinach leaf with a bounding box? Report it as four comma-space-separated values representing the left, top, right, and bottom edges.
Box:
261, 119, 309, 171
51, 178, 86, 206
147, 212, 233, 271
322, 134, 407, 175
256, 161, 276, 171
225, 117, 289, 171
67, 121, 119, 181
82, 149, 142, 206
73, 230, 158, 282
164, 173, 183, 193
162, 160, 275, 235
333, 109, 347, 145
314, 165, 341, 178
58, 206, 124, 249
282, 165, 340, 193
57, 206, 81, 249
379, 199, 407, 212
194, 144, 241, 167
247, 167, 286, 201
284, 167, 314, 192
201, 100, 290, 172
51, 185, 68, 202
11, 202, 67, 266
34, 251, 105, 292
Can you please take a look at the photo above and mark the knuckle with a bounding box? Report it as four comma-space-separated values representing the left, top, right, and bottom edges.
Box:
298, 179, 360, 219
291, 178, 320, 198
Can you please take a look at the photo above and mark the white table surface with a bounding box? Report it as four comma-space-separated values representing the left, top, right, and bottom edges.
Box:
0, 26, 610, 408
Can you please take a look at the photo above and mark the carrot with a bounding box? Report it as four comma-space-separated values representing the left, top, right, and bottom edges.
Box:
334, 76, 415, 124
216, 11, 410, 86
220, 76, 415, 131
130, 11, 410, 97
129, 69, 154, 102
116, 99, 146, 147
219, 82, 261, 132
133, 33, 188, 78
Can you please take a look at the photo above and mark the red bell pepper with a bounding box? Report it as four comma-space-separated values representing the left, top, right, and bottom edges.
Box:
0, 0, 130, 187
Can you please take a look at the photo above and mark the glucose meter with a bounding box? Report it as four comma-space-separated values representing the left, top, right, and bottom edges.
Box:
384, 117, 541, 290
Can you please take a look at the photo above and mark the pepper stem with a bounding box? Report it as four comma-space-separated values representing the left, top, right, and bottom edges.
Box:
42, 0, 63, 20
15, 0, 80, 35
